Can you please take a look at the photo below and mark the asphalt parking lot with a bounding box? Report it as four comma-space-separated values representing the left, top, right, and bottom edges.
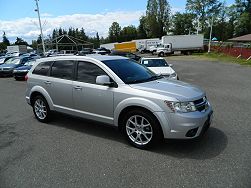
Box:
0, 56, 250, 188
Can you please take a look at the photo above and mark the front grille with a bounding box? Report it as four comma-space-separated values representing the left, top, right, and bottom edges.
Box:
2, 68, 10, 71
194, 97, 208, 112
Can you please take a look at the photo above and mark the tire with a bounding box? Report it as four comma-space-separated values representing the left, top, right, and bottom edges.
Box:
122, 109, 163, 149
152, 50, 156, 55
32, 95, 51, 123
177, 76, 180, 80
158, 52, 164, 57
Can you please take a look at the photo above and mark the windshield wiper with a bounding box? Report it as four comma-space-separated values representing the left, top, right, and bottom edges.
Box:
127, 75, 163, 84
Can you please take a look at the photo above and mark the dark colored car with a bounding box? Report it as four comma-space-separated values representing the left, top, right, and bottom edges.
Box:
0, 56, 14, 65
94, 47, 111, 55
13, 59, 37, 80
0, 56, 34, 77
110, 51, 141, 61
78, 48, 94, 55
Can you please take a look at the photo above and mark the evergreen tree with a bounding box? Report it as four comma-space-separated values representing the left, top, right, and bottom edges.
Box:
14, 37, 28, 45
3, 32, 10, 46
108, 22, 121, 42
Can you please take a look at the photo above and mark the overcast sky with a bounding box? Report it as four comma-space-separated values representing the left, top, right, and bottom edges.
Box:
0, 0, 235, 42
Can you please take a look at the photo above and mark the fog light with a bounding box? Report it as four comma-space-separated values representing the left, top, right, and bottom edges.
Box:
186, 127, 199, 137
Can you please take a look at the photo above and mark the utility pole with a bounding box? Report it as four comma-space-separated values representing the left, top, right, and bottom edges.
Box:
196, 18, 200, 35
35, 0, 45, 54
208, 17, 214, 53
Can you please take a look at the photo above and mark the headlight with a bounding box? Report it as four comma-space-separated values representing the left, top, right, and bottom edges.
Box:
164, 101, 197, 113
170, 73, 177, 78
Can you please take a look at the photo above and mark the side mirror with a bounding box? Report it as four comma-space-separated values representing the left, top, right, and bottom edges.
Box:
169, 64, 173, 67
96, 75, 115, 87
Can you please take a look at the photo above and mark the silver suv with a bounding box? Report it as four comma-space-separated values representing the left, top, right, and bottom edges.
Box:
26, 55, 213, 149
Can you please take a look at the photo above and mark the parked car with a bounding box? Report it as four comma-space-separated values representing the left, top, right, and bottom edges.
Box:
140, 57, 179, 80
93, 47, 111, 55
13, 59, 37, 80
110, 51, 141, 61
0, 56, 34, 76
25, 55, 213, 149
78, 48, 93, 55
0, 56, 14, 65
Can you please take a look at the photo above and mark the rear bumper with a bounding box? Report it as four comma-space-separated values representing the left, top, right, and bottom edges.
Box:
13, 72, 28, 78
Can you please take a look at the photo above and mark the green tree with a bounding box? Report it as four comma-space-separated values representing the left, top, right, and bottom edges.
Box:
137, 16, 148, 39
3, 32, 10, 46
234, 12, 251, 36
186, 0, 222, 32
0, 42, 7, 51
14, 37, 28, 45
171, 13, 196, 35
31, 40, 38, 49
120, 25, 138, 42
108, 22, 121, 42
95, 32, 100, 48
235, 0, 251, 13
37, 35, 42, 44
80, 28, 88, 41
145, 0, 171, 38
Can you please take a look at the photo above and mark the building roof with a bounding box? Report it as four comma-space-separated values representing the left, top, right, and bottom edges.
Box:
228, 34, 251, 42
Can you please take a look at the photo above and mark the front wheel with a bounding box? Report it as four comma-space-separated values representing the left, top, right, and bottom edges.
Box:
158, 52, 164, 57
122, 110, 163, 149
32, 95, 51, 123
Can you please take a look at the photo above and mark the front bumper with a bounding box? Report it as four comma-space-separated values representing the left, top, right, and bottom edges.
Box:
155, 105, 213, 139
0, 70, 13, 76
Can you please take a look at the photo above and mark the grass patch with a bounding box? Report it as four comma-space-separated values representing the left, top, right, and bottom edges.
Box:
197, 52, 251, 65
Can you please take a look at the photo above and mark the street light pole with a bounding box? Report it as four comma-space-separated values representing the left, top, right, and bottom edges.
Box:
35, 0, 45, 54
208, 17, 214, 53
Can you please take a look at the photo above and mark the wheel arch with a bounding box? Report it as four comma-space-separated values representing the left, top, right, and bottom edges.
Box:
29, 86, 54, 110
114, 98, 164, 134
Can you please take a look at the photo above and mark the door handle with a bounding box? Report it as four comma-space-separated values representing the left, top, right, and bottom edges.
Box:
44, 81, 51, 85
74, 86, 82, 90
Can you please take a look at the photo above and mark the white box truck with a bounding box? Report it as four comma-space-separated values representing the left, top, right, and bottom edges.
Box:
7, 45, 27, 53
156, 35, 204, 56
133, 38, 161, 53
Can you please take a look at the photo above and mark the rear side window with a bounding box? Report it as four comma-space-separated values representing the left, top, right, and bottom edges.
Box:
33, 61, 52, 76
50, 60, 74, 80
77, 61, 107, 84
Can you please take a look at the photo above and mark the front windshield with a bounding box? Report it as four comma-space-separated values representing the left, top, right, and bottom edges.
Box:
102, 59, 162, 84
4, 58, 20, 65
142, 59, 169, 67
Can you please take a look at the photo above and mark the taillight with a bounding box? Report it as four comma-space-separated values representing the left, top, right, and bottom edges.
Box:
25, 74, 28, 81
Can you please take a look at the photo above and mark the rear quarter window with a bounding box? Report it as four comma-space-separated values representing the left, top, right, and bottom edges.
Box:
32, 61, 53, 76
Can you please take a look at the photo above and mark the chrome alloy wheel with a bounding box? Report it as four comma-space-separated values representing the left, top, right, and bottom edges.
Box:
34, 99, 47, 120
126, 115, 153, 146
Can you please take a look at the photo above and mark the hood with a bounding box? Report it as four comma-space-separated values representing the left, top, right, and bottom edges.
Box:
15, 65, 32, 71
148, 67, 175, 75
0, 63, 16, 69
130, 79, 205, 101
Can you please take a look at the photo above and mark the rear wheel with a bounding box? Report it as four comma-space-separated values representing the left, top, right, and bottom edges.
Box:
122, 110, 163, 149
158, 52, 164, 57
32, 95, 51, 123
